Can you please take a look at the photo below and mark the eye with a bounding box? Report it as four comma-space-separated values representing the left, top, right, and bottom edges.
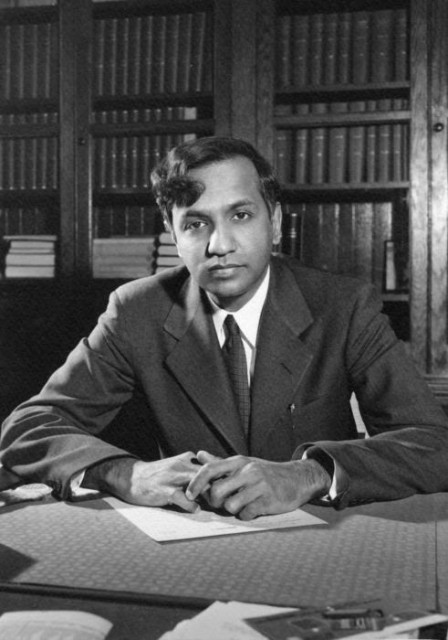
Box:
184, 219, 207, 231
232, 210, 252, 221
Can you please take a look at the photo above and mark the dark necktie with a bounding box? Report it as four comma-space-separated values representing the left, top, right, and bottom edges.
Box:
222, 315, 251, 436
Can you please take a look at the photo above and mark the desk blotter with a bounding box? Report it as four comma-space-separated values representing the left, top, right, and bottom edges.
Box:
0, 494, 441, 611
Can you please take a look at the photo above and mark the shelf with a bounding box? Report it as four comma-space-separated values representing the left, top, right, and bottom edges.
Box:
276, 82, 410, 102
93, 92, 213, 112
382, 291, 409, 302
281, 184, 409, 202
0, 99, 59, 116
275, 110, 410, 129
92, 0, 213, 18
91, 117, 214, 137
0, 190, 58, 204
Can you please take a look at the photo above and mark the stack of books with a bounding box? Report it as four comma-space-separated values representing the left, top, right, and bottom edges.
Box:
92, 236, 156, 279
154, 232, 183, 273
4, 234, 56, 278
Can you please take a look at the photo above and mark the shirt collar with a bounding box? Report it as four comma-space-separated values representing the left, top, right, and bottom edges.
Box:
207, 267, 270, 348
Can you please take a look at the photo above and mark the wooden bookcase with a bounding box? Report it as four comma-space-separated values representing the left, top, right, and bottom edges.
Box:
1, 0, 448, 411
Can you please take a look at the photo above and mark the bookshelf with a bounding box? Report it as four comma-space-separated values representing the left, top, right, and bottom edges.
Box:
273, 0, 411, 316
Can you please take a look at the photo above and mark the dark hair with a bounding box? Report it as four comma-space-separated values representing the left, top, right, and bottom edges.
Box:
150, 136, 281, 225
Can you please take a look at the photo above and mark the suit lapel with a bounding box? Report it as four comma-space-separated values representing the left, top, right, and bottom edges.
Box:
249, 259, 314, 453
164, 277, 248, 455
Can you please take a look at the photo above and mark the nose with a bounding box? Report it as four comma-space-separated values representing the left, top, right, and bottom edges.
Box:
207, 222, 235, 256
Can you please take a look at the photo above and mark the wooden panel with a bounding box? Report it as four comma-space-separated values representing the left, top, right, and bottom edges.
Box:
255, 0, 275, 164
409, 0, 429, 371
213, 0, 232, 136
75, 0, 93, 279
59, 0, 78, 277
428, 0, 448, 374
230, 0, 257, 143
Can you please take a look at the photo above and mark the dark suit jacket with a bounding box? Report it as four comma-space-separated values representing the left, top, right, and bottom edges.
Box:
2, 255, 448, 508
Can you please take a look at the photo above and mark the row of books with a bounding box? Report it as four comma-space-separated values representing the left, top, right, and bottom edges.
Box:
93, 106, 198, 190
275, 121, 409, 185
92, 10, 213, 97
0, 206, 54, 237
0, 19, 58, 101
2, 234, 56, 278
282, 201, 408, 292
276, 8, 408, 89
92, 232, 183, 279
93, 236, 156, 279
93, 205, 161, 240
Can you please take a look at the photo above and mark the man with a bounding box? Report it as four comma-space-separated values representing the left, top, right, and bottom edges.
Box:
1, 136, 448, 520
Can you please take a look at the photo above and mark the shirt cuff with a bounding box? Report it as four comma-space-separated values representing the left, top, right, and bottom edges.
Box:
302, 446, 344, 502
69, 469, 99, 500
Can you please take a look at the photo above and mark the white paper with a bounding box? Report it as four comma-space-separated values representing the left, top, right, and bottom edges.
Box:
0, 610, 113, 640
104, 497, 326, 542
158, 600, 299, 639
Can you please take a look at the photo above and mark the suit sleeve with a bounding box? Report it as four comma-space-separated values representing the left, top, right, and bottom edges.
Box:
296, 283, 448, 509
0, 290, 139, 499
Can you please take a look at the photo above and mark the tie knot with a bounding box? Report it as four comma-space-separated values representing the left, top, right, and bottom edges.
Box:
224, 314, 240, 337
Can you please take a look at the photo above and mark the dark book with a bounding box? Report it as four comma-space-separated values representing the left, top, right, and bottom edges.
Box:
166, 13, 180, 93
153, 14, 167, 94
292, 14, 308, 87
366, 101, 378, 183
293, 124, 309, 185
93, 18, 106, 96
275, 128, 293, 184
337, 12, 351, 84
337, 202, 355, 274
117, 17, 130, 96
190, 12, 206, 92
276, 14, 291, 88
38, 22, 51, 99
372, 202, 393, 290
177, 12, 193, 93
1, 24, 12, 100
348, 102, 366, 183
323, 13, 338, 85
309, 13, 324, 86
353, 202, 373, 281
370, 10, 394, 84
104, 18, 118, 96
328, 102, 348, 184
310, 103, 327, 184
128, 16, 142, 95
394, 8, 408, 81
24, 22, 39, 99
378, 122, 392, 183
141, 15, 154, 94
11, 23, 25, 100
352, 11, 369, 86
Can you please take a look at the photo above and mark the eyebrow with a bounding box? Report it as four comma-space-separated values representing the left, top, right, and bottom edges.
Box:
183, 199, 258, 217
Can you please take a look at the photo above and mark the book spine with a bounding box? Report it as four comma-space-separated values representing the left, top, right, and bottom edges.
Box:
337, 12, 351, 84
310, 103, 327, 184
372, 202, 393, 290
166, 13, 180, 93
117, 17, 130, 96
276, 14, 291, 88
328, 103, 348, 184
128, 16, 142, 95
370, 10, 394, 84
353, 202, 373, 281
291, 14, 309, 87
309, 13, 324, 86
104, 18, 118, 96
394, 8, 408, 81
293, 107, 309, 184
178, 12, 193, 93
141, 15, 154, 94
191, 12, 206, 92
153, 14, 167, 94
94, 18, 106, 97
323, 13, 338, 85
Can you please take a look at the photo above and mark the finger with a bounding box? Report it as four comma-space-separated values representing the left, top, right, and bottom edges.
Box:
207, 473, 249, 510
185, 457, 246, 500
223, 485, 262, 517
168, 488, 200, 513
195, 450, 222, 465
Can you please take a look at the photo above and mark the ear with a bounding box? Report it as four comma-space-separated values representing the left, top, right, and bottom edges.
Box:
163, 216, 178, 248
272, 202, 282, 246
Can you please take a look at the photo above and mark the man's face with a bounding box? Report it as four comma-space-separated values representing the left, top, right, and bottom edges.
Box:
170, 156, 282, 311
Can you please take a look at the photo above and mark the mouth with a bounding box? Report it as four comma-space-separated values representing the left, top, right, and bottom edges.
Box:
208, 264, 243, 278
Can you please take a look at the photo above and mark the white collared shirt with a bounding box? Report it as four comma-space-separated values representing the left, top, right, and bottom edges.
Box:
207, 267, 270, 386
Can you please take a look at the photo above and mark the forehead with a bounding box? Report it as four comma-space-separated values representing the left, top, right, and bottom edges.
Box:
185, 156, 263, 205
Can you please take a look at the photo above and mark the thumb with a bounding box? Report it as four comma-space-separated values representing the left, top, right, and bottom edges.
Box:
168, 488, 200, 514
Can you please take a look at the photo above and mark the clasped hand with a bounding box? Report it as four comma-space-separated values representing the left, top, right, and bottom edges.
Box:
105, 450, 331, 520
